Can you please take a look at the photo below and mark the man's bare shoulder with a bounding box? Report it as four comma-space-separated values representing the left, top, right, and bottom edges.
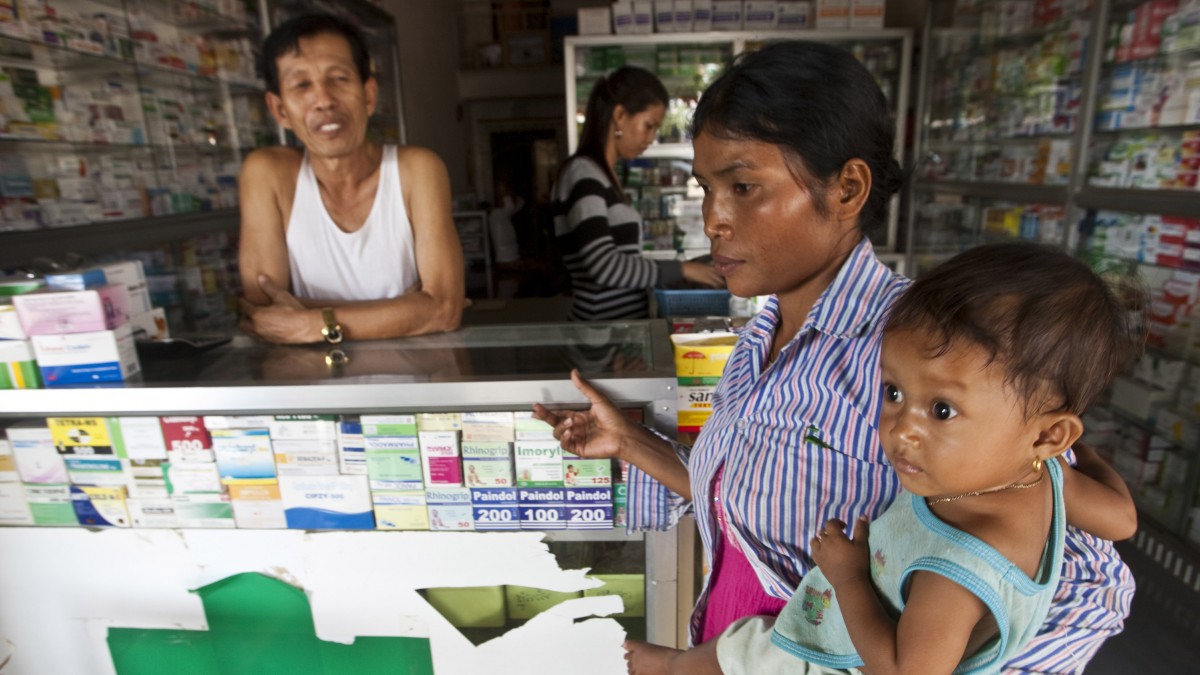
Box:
243, 146, 304, 176
394, 144, 445, 172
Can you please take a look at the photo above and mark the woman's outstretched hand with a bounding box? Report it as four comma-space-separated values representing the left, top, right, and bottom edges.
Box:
532, 369, 634, 460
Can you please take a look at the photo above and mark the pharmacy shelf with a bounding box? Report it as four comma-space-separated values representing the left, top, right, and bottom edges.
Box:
912, 179, 1070, 203
1075, 187, 1200, 219
0, 210, 239, 269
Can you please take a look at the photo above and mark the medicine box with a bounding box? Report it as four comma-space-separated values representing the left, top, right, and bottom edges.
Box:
562, 451, 613, 487
426, 486, 475, 531
47, 416, 113, 454
159, 416, 214, 463
212, 428, 276, 482
743, 1, 777, 29
70, 484, 130, 527
462, 412, 514, 443
578, 6, 612, 35
166, 462, 222, 494
0, 439, 15, 482
566, 487, 613, 530
337, 417, 366, 475
110, 416, 168, 461
23, 484, 77, 526
127, 497, 180, 528
778, 1, 812, 29
693, 0, 713, 31
850, 0, 885, 29
44, 267, 107, 291
228, 480, 287, 529
64, 456, 129, 487
515, 441, 563, 487
373, 490, 429, 530
0, 338, 39, 389
14, 283, 131, 335
268, 415, 337, 441
419, 430, 462, 486
0, 303, 27, 340
518, 486, 567, 530
365, 435, 423, 490
33, 323, 140, 386
815, 0, 850, 28
127, 459, 169, 499
0, 483, 33, 525
513, 411, 555, 441
172, 492, 236, 528
6, 423, 67, 484
462, 441, 514, 487
417, 413, 463, 432
361, 414, 417, 437
272, 439, 339, 476
711, 0, 743, 30
471, 487, 520, 530
279, 474, 374, 530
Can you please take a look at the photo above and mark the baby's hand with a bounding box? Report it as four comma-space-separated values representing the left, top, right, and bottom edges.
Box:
811, 516, 871, 587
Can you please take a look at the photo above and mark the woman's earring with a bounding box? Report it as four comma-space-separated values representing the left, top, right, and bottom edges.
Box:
614, 128, 623, 139
1033, 458, 1043, 473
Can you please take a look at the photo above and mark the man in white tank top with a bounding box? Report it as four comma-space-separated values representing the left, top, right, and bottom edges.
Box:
238, 14, 466, 343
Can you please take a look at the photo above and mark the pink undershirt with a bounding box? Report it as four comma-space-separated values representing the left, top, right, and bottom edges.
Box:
698, 467, 788, 643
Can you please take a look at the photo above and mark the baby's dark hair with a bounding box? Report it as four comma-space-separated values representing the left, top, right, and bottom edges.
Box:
885, 242, 1143, 416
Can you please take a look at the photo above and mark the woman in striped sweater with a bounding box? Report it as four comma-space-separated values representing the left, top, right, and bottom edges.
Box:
552, 66, 723, 321
536, 41, 1132, 675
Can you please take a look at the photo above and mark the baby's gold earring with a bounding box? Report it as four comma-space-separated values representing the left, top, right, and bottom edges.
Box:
1032, 458, 1043, 473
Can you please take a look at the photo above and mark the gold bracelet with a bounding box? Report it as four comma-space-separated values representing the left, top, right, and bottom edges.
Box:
320, 307, 343, 344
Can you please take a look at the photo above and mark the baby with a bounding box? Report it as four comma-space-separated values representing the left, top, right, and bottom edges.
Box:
626, 242, 1140, 675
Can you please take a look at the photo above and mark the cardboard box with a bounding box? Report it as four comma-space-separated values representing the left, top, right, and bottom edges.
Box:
212, 428, 276, 482
0, 438, 15, 482
47, 416, 113, 454
279, 474, 374, 529
6, 423, 68, 484
13, 283, 131, 335
127, 497, 180, 528
815, 0, 850, 28
108, 416, 168, 460
419, 431, 462, 486
365, 435, 423, 491
462, 412, 514, 443
361, 414, 417, 437
172, 492, 236, 528
0, 338, 40, 389
373, 490, 429, 530
33, 323, 140, 386
565, 486, 613, 529
417, 413, 463, 432
515, 441, 563, 487
578, 6, 612, 35
228, 480, 287, 529
712, 0, 743, 30
0, 482, 33, 525
462, 441, 514, 487
850, 0, 884, 29
518, 486, 567, 530
337, 417, 366, 475
426, 486, 475, 531
471, 487, 520, 530
159, 416, 214, 463
70, 484, 130, 527
272, 439, 339, 476
23, 483, 78, 525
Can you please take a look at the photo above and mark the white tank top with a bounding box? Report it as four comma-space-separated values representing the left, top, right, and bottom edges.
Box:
286, 145, 419, 302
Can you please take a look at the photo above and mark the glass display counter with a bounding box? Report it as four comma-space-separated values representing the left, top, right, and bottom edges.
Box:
0, 321, 687, 675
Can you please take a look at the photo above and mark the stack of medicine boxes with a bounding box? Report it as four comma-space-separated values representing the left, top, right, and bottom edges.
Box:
9, 261, 159, 387
0, 277, 44, 390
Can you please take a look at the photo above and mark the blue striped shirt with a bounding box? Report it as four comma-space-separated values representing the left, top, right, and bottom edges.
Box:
627, 237, 1133, 671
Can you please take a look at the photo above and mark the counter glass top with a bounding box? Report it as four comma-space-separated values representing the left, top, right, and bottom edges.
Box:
0, 321, 683, 415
